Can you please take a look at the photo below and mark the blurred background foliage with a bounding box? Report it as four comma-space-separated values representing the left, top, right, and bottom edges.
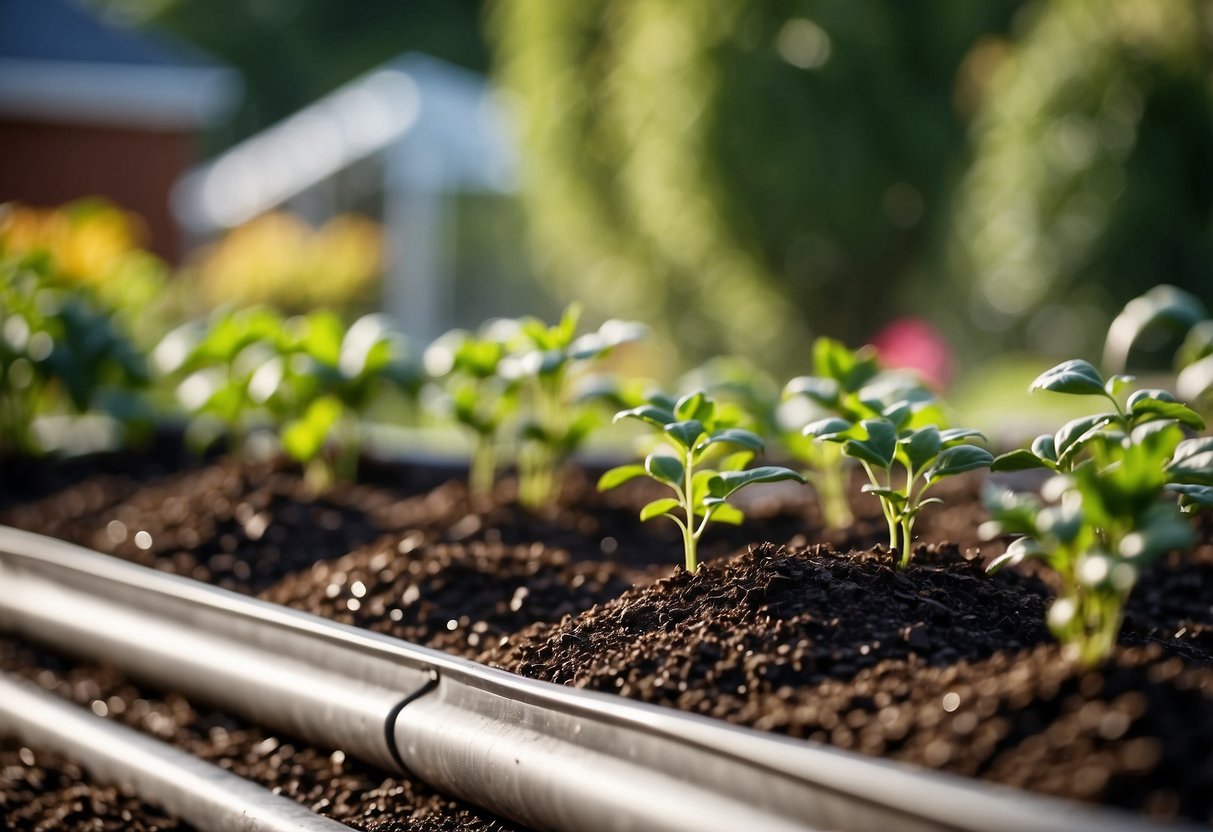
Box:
80, 0, 1213, 379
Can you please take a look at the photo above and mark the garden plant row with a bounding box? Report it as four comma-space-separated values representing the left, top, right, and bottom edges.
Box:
3, 244, 1213, 828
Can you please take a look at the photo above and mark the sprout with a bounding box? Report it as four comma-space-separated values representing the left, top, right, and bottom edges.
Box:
598, 390, 804, 573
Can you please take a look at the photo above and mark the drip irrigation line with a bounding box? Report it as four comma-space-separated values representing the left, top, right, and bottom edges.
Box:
0, 525, 1195, 832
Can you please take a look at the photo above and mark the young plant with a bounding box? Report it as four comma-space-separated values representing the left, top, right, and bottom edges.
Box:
153, 306, 286, 454
805, 404, 992, 567
984, 425, 1210, 667
265, 312, 420, 489
1, 256, 150, 455
782, 337, 944, 530
423, 323, 520, 499
598, 390, 804, 573
504, 304, 645, 511
991, 359, 1205, 474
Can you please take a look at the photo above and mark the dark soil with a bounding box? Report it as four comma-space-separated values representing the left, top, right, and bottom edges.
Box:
3, 451, 1213, 828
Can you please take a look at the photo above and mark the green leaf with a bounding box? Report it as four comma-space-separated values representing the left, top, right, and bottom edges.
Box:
640, 498, 681, 522
715, 465, 806, 497
674, 390, 714, 423
1031, 434, 1058, 462
708, 502, 745, 525
1177, 354, 1213, 404
1030, 360, 1106, 396
1128, 393, 1205, 431
1054, 413, 1114, 464
282, 396, 343, 463
784, 375, 840, 406
803, 416, 853, 439
860, 484, 907, 506
987, 537, 1046, 574
705, 427, 764, 452
645, 453, 685, 487
841, 419, 897, 469
665, 419, 705, 450
1104, 374, 1136, 397
597, 464, 648, 491
1103, 284, 1207, 372
900, 426, 941, 472
938, 428, 986, 446
614, 403, 676, 428
1168, 483, 1213, 510
923, 444, 993, 483
991, 449, 1052, 472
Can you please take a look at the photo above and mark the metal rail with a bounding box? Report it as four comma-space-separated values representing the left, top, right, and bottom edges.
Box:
0, 525, 1190, 832
0, 673, 350, 832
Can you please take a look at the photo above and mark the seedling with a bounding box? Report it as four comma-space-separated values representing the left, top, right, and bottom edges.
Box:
805, 406, 992, 567
991, 359, 1205, 474
424, 323, 520, 498
0, 256, 149, 454
504, 305, 645, 510
984, 424, 1210, 667
269, 312, 420, 488
783, 337, 941, 530
598, 390, 804, 572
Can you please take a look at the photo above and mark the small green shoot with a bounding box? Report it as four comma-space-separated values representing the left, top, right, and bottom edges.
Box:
505, 304, 645, 510
424, 323, 519, 499
598, 390, 804, 572
984, 425, 1210, 667
805, 405, 992, 567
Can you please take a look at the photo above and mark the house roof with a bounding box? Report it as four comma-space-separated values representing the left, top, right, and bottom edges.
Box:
0, 0, 240, 129
173, 53, 515, 235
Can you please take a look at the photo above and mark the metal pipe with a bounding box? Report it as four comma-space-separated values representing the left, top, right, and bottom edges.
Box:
0, 672, 350, 832
0, 525, 1194, 832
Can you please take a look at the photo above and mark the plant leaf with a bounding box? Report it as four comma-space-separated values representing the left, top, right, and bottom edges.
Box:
715, 465, 806, 497
803, 416, 853, 440
1030, 433, 1058, 462
938, 428, 986, 446
597, 464, 648, 491
1030, 359, 1106, 396
665, 419, 706, 450
1128, 395, 1205, 431
705, 427, 764, 452
718, 450, 754, 472
614, 403, 676, 428
923, 444, 993, 483
784, 375, 840, 406
1054, 413, 1114, 463
987, 536, 1046, 574
645, 453, 685, 487
860, 484, 907, 506
991, 448, 1052, 472
841, 419, 897, 469
640, 498, 681, 522
900, 426, 941, 472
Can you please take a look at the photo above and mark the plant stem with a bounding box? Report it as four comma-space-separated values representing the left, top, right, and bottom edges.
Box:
815, 452, 853, 529
683, 448, 698, 573
470, 435, 496, 499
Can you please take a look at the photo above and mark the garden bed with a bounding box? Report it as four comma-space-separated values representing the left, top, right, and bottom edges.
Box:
2, 449, 1213, 829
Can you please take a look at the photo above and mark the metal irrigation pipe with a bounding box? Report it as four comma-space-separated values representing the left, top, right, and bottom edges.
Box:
0, 526, 1193, 832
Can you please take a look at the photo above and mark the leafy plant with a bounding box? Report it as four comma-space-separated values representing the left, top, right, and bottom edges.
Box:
983, 354, 1212, 666
598, 390, 804, 573
0, 256, 149, 454
424, 322, 520, 499
805, 405, 992, 567
265, 312, 420, 488
1102, 285, 1213, 412
984, 425, 1210, 667
504, 304, 645, 511
991, 359, 1205, 474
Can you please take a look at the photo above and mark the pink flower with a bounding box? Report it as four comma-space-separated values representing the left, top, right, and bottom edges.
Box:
870, 317, 954, 389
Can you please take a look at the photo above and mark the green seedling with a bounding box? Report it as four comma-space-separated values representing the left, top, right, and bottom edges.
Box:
267, 311, 420, 489
984, 424, 1211, 667
991, 359, 1205, 474
505, 304, 645, 511
154, 306, 285, 454
805, 404, 992, 567
598, 390, 804, 573
1, 256, 149, 454
424, 323, 520, 499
